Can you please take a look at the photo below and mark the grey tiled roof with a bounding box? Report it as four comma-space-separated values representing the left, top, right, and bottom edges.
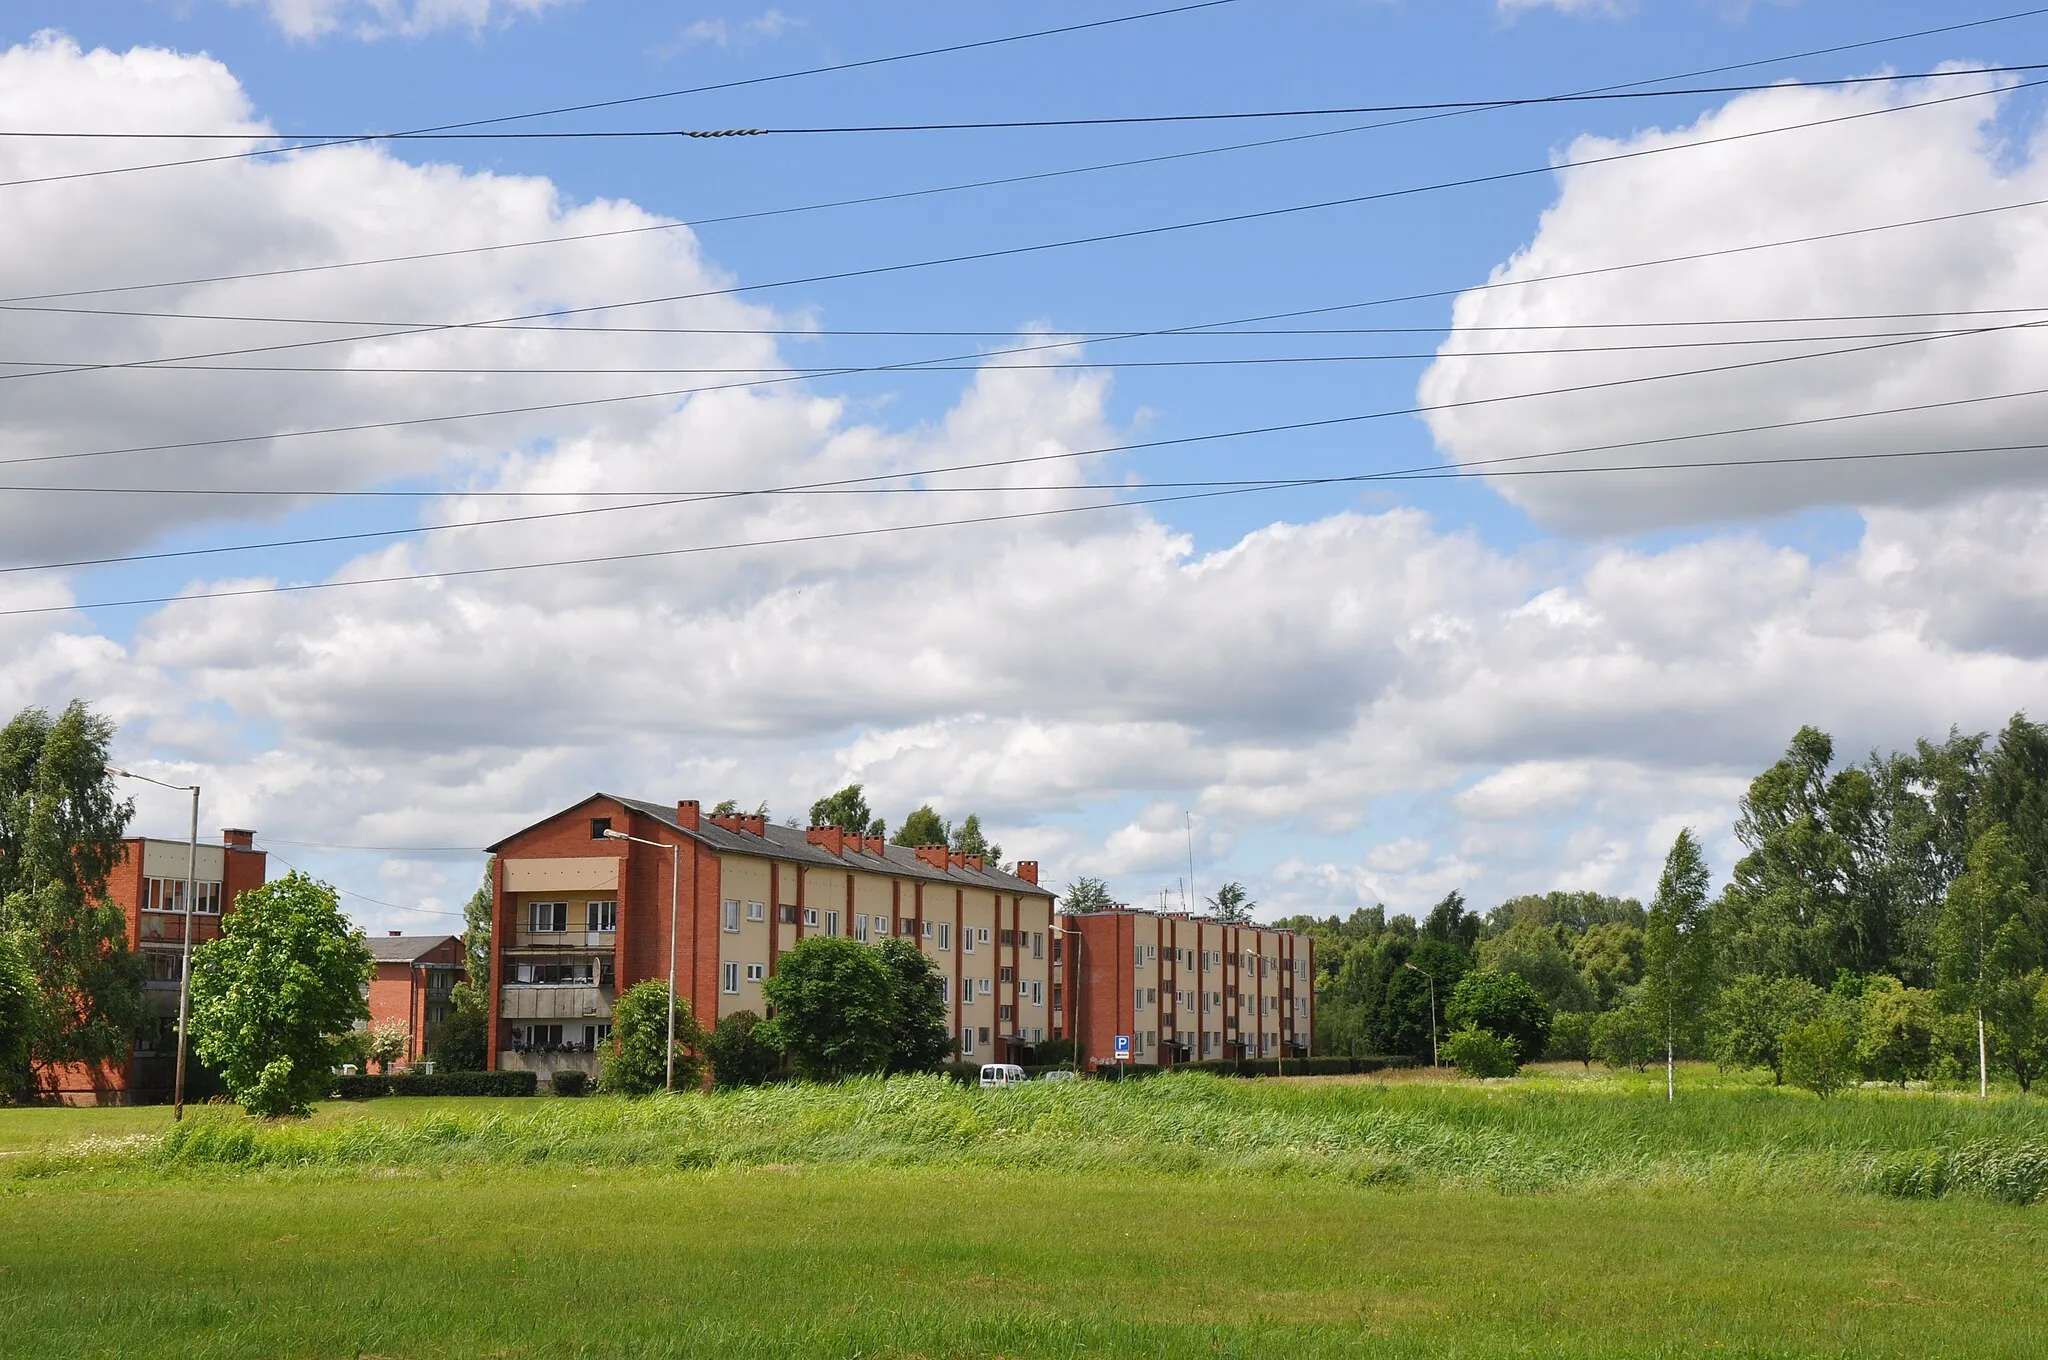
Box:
607, 795, 1052, 897
366, 934, 462, 963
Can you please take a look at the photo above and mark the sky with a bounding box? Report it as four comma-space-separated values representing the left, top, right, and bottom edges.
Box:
6, 0, 2048, 934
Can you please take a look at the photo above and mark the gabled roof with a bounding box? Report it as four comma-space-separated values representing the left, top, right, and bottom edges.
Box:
366, 934, 462, 964
489, 792, 1052, 898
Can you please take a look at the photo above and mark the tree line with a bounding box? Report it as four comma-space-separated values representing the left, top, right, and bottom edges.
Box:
1285, 717, 2048, 1096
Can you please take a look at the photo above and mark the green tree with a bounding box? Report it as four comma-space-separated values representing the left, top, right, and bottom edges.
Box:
1444, 968, 1552, 1065
1854, 976, 1939, 1087
950, 814, 1002, 869
809, 784, 884, 838
1644, 828, 1716, 1101
1060, 877, 1115, 914
877, 937, 954, 1073
461, 860, 493, 989
1206, 882, 1256, 924
759, 937, 897, 1080
1384, 937, 1468, 1062
426, 982, 488, 1071
1973, 715, 2048, 895
1781, 1003, 1858, 1098
1591, 999, 1656, 1072
1935, 823, 2044, 1096
1987, 971, 2048, 1093
599, 980, 705, 1095
0, 934, 35, 1092
187, 871, 372, 1117
1445, 1025, 1518, 1078
1546, 1010, 1596, 1067
706, 1009, 781, 1089
892, 804, 948, 848
0, 701, 145, 1089
1707, 973, 1824, 1083
1570, 921, 1645, 1010
1477, 919, 1593, 1012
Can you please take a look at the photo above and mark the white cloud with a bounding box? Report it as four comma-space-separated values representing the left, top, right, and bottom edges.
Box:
1419, 67, 2048, 536
1497, 0, 1632, 16
671, 10, 803, 51
225, 0, 575, 40
15, 37, 2048, 933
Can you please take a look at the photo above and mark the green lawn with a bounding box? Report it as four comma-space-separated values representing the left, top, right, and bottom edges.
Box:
2, 1070, 2045, 1358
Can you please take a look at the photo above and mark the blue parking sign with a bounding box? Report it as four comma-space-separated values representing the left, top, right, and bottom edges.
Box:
1114, 1034, 1131, 1060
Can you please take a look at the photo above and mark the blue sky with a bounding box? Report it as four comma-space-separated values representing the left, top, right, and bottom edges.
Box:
7, 0, 2048, 931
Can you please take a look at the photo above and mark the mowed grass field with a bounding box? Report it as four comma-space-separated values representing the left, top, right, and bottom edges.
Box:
3, 1067, 2046, 1359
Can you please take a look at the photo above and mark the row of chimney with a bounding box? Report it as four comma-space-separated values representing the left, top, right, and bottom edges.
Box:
669, 798, 1039, 884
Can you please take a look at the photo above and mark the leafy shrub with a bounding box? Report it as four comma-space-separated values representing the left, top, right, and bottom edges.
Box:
1546, 1011, 1596, 1066
331, 1070, 536, 1099
550, 1070, 589, 1097
1446, 1026, 1518, 1078
1783, 1008, 1858, 1098
1445, 970, 1551, 1064
760, 938, 896, 1080
599, 981, 705, 1095
1855, 977, 1939, 1086
1031, 1038, 1078, 1067
1591, 1002, 1656, 1072
1709, 974, 1824, 1083
707, 1010, 781, 1089
425, 980, 489, 1072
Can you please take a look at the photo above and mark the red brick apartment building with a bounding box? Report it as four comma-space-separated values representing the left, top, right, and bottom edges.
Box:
1059, 909, 1313, 1068
40, 828, 267, 1104
365, 934, 465, 1065
485, 795, 1060, 1080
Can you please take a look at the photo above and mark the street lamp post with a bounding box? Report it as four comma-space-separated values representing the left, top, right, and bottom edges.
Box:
603, 829, 681, 1091
108, 767, 200, 1120
1404, 961, 1439, 1069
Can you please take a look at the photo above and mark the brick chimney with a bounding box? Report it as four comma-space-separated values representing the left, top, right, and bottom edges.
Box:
947, 850, 967, 869
710, 811, 743, 833
863, 834, 887, 856
963, 855, 983, 872
807, 826, 845, 856
1016, 860, 1039, 885
742, 814, 766, 836
222, 828, 255, 849
915, 844, 950, 871
389, 930, 402, 937
676, 799, 700, 831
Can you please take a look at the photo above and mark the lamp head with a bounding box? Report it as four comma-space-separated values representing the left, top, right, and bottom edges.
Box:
602, 829, 628, 841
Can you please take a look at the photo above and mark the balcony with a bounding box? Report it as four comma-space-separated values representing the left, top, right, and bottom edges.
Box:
499, 985, 615, 1020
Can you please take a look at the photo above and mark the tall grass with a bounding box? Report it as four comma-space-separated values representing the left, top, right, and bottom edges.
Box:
14, 1071, 2048, 1204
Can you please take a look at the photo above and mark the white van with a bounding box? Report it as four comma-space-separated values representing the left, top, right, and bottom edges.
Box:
979, 1063, 1027, 1088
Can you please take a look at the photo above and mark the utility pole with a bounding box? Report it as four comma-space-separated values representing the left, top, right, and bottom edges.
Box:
1405, 961, 1439, 1068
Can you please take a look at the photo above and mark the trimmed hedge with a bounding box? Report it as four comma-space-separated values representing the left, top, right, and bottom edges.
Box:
550, 1070, 589, 1097
330, 1070, 538, 1100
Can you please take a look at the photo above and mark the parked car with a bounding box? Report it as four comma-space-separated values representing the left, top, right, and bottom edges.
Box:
979, 1063, 1027, 1088
1038, 1069, 1079, 1083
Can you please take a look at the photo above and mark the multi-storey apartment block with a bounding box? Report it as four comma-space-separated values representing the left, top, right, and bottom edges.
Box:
41, 828, 269, 1104
1057, 909, 1313, 1067
364, 933, 465, 1065
484, 795, 1059, 1080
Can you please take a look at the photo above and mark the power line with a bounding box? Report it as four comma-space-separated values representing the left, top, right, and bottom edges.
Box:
0, 0, 1244, 191
258, 843, 470, 917
5, 74, 2036, 390
6, 8, 2037, 307
7, 212, 2046, 475
0, 322, 2017, 376
10, 432, 2047, 621
15, 64, 2045, 142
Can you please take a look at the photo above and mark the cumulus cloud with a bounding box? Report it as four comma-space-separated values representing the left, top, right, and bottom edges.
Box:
15, 36, 2048, 931
669, 10, 803, 52
1419, 68, 2048, 535
226, 0, 574, 40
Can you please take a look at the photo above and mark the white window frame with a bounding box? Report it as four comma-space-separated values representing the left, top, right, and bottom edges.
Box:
804, 906, 820, 928
721, 961, 740, 994
854, 914, 869, 943
588, 899, 618, 932
722, 899, 741, 933
745, 963, 765, 984
746, 900, 766, 922
1033, 932, 1044, 959
528, 900, 568, 933
961, 1027, 975, 1056
978, 927, 991, 946
964, 928, 976, 954
938, 922, 951, 951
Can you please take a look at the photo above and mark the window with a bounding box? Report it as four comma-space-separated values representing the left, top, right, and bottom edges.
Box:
1051, 984, 1063, 1010
961, 1027, 975, 1055
1051, 939, 1064, 963
978, 928, 991, 946
779, 904, 798, 925
721, 962, 740, 994
1000, 930, 1014, 948
1032, 932, 1044, 960
854, 914, 869, 943
1135, 951, 1144, 974
963, 978, 977, 1003
1145, 1030, 1156, 1049
999, 966, 1014, 984
1134, 991, 1145, 1012
747, 901, 766, 922
745, 963, 766, 984
143, 878, 223, 914
583, 1023, 613, 1051
922, 920, 934, 938
590, 817, 611, 840
941, 977, 952, 1004
144, 951, 180, 982
528, 901, 568, 933
938, 922, 951, 950
978, 1027, 990, 1044
512, 962, 596, 985
1029, 980, 1043, 1006
1145, 945, 1155, 961
900, 918, 915, 937
875, 914, 889, 936
722, 900, 741, 932
804, 906, 819, 928
1146, 988, 1157, 1005
824, 911, 839, 937
511, 1024, 565, 1051
587, 900, 617, 932
964, 928, 976, 954
1000, 1005, 1014, 1022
